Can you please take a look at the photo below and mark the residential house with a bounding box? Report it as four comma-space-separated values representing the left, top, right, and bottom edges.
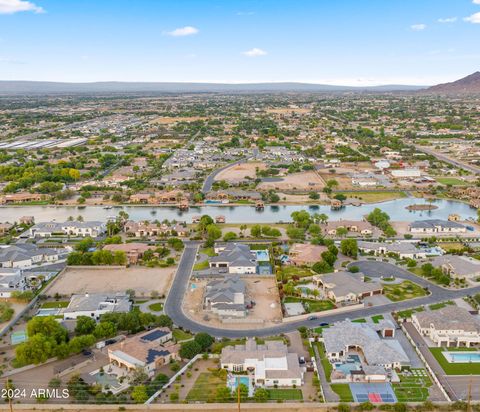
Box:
0, 244, 61, 268
323, 320, 410, 381
220, 339, 305, 387
323, 220, 373, 236
0, 268, 26, 298
108, 328, 179, 377
429, 255, 480, 280
0, 222, 13, 235
409, 219, 466, 234
412, 306, 480, 347
62, 293, 131, 320
28, 221, 106, 238
124, 220, 188, 237
209, 243, 257, 274
313, 271, 383, 303
103, 243, 155, 265
204, 276, 246, 318
357, 241, 428, 259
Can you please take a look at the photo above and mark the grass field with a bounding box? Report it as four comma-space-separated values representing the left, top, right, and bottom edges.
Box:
371, 315, 384, 323
186, 371, 227, 402
278, 265, 313, 280
430, 348, 480, 375
200, 247, 217, 257
173, 328, 193, 342
283, 296, 335, 313
331, 384, 353, 402
393, 369, 432, 402
148, 302, 163, 311
267, 389, 303, 400
383, 280, 427, 302
40, 301, 69, 309
436, 177, 467, 186
428, 301, 454, 311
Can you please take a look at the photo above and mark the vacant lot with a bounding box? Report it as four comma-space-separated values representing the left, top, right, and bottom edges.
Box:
214, 161, 266, 182
258, 171, 325, 191
383, 280, 427, 302
47, 266, 175, 297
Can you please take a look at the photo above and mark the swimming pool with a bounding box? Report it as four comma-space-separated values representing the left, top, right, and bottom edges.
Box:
443, 351, 480, 363
255, 250, 270, 262
227, 376, 253, 396
36, 308, 61, 316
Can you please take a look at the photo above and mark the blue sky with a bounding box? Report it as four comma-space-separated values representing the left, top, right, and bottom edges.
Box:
0, 0, 479, 85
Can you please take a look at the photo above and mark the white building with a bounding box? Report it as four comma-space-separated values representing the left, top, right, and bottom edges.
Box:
220, 339, 304, 387
412, 306, 480, 347
28, 221, 106, 238
62, 293, 131, 320
409, 219, 466, 234
209, 243, 257, 274
0, 268, 26, 298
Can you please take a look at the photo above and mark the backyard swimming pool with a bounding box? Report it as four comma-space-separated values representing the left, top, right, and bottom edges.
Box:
443, 352, 480, 363
227, 375, 254, 396
255, 250, 270, 262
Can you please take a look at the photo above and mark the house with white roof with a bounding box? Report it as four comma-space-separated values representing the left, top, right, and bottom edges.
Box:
412, 305, 480, 347
209, 243, 257, 274
62, 293, 131, 320
220, 339, 304, 387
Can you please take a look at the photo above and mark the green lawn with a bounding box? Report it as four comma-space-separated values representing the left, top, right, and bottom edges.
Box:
331, 384, 353, 402
211, 338, 247, 354
396, 307, 424, 319
313, 342, 332, 381
352, 318, 367, 323
430, 348, 480, 375
283, 296, 335, 313
428, 301, 454, 311
172, 328, 193, 341
278, 265, 313, 280
393, 370, 431, 402
371, 315, 384, 323
200, 247, 217, 257
186, 371, 227, 402
383, 280, 427, 302
40, 301, 69, 309
148, 302, 163, 312
193, 260, 209, 271
436, 177, 467, 186
267, 389, 303, 400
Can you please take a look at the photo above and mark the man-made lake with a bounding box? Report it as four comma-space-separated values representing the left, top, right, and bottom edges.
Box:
0, 198, 476, 224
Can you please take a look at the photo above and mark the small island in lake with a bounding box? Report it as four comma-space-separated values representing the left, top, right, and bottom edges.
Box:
406, 204, 438, 211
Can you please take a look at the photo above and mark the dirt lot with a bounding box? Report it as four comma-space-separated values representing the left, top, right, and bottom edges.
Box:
214, 162, 266, 182
46, 266, 175, 298
183, 277, 282, 329
257, 171, 325, 191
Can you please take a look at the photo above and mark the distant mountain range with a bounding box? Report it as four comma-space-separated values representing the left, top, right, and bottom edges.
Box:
424, 71, 480, 95
0, 80, 426, 95
0, 72, 479, 95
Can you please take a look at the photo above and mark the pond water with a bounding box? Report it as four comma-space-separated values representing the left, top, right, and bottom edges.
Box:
0, 197, 475, 223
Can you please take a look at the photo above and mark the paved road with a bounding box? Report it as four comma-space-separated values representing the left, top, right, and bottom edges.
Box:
165, 250, 480, 338
201, 158, 246, 193
413, 144, 480, 175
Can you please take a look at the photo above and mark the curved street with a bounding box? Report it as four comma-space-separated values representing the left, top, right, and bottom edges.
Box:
165, 246, 480, 338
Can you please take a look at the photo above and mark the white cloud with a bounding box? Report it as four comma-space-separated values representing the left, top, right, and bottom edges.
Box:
410, 23, 427, 31
242, 48, 267, 57
0, 0, 44, 14
473, 0, 480, 4
464, 12, 480, 23
438, 17, 457, 23
165, 26, 199, 37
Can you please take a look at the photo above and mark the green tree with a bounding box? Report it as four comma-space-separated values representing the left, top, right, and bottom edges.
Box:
340, 239, 358, 258
94, 321, 117, 339
194, 333, 214, 351
215, 386, 233, 402
223, 231, 237, 242
254, 387, 269, 402
74, 316, 96, 336
131, 385, 149, 403
250, 224, 262, 237
179, 340, 202, 359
